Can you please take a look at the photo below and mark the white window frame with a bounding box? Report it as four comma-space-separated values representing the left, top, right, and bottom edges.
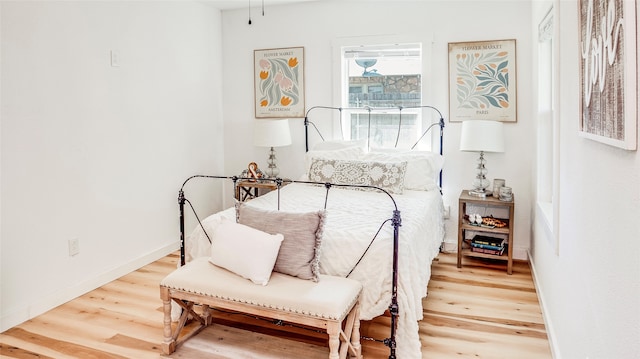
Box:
536, 4, 560, 254
331, 34, 434, 150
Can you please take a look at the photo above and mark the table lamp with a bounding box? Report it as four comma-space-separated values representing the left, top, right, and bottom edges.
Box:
459, 120, 505, 197
253, 119, 292, 178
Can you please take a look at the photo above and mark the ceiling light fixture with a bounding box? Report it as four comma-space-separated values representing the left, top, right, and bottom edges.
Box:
248, 0, 265, 25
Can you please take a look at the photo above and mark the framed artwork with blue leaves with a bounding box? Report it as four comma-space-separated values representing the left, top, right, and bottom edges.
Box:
448, 39, 517, 122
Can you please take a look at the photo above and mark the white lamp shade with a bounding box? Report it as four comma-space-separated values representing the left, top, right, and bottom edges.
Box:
459, 120, 505, 153
253, 119, 292, 147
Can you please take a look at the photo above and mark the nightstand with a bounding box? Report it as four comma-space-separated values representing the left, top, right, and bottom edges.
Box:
235, 180, 279, 202
457, 190, 515, 274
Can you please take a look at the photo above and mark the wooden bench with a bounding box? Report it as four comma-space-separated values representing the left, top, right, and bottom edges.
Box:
160, 257, 363, 359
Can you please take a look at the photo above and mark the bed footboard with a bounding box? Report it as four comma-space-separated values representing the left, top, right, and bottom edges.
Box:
178, 176, 403, 359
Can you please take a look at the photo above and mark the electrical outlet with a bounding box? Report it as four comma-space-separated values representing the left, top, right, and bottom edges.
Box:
68, 238, 80, 256
110, 50, 120, 67
443, 205, 451, 219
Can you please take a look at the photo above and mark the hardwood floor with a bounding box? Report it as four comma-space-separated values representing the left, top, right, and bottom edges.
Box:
0, 252, 552, 358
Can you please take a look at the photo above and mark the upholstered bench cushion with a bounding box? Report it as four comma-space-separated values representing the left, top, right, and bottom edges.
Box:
161, 257, 363, 321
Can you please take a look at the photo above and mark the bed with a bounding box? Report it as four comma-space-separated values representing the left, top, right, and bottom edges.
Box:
178, 106, 446, 359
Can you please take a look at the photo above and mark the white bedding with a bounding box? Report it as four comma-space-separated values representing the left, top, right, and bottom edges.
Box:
185, 182, 444, 359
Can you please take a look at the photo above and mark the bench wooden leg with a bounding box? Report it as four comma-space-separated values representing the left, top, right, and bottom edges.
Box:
160, 287, 176, 355
350, 301, 362, 359
202, 304, 212, 325
160, 288, 211, 355
327, 323, 341, 359
338, 299, 362, 359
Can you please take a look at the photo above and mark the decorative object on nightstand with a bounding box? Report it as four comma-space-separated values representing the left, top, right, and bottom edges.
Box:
459, 120, 505, 197
253, 119, 292, 178
499, 186, 513, 201
239, 162, 264, 182
492, 178, 505, 198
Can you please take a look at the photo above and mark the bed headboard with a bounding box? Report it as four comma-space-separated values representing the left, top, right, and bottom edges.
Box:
303, 105, 445, 189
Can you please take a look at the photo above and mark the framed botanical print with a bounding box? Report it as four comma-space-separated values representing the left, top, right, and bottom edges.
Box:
578, 0, 637, 150
254, 46, 305, 118
448, 39, 518, 122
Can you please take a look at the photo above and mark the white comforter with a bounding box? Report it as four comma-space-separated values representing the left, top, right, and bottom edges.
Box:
185, 182, 444, 359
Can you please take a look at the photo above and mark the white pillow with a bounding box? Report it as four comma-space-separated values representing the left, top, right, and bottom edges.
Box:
311, 139, 367, 151
209, 219, 284, 285
364, 150, 444, 191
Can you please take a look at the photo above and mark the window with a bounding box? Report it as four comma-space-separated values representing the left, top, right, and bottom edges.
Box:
537, 5, 560, 254
339, 43, 425, 149
538, 9, 553, 205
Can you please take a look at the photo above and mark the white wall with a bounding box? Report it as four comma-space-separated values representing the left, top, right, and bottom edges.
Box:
530, 1, 640, 358
0, 1, 224, 331
220, 0, 534, 258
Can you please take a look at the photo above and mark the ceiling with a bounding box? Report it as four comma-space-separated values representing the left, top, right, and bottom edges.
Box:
207, 0, 321, 10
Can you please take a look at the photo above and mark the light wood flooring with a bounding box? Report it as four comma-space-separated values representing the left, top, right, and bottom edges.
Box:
0, 252, 552, 358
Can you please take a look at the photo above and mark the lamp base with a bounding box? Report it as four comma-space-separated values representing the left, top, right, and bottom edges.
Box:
264, 146, 280, 178
468, 189, 488, 198
469, 151, 490, 198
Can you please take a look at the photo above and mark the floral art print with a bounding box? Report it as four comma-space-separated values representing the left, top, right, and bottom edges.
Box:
448, 39, 517, 122
254, 47, 305, 118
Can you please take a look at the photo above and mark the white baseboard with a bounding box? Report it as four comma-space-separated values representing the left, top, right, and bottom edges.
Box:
441, 240, 458, 253
513, 247, 528, 260
527, 250, 561, 359
0, 241, 179, 332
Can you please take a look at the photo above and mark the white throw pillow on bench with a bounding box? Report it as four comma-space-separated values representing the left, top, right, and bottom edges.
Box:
209, 218, 284, 286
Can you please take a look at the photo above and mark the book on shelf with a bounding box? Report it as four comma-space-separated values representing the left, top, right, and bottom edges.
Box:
470, 241, 504, 251
471, 235, 505, 247
471, 246, 505, 256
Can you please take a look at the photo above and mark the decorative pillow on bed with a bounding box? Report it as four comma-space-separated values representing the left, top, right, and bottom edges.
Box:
209, 218, 284, 286
303, 146, 364, 180
307, 158, 407, 194
237, 205, 326, 282
364, 150, 444, 191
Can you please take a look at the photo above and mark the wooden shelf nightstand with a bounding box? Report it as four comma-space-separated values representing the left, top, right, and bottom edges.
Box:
457, 190, 515, 274
235, 180, 279, 202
